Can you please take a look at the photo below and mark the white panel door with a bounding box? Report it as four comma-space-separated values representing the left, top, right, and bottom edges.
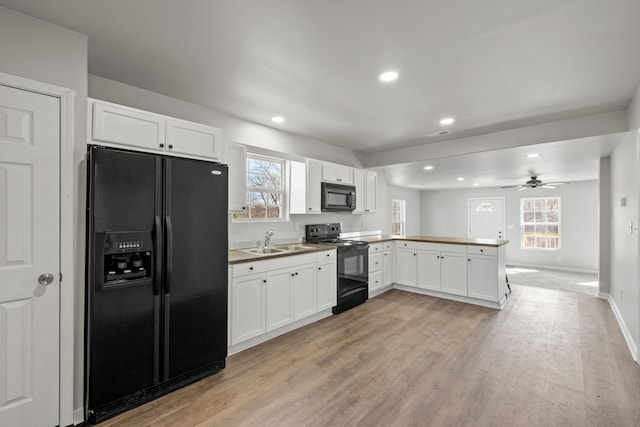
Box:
468, 198, 505, 239
0, 85, 60, 427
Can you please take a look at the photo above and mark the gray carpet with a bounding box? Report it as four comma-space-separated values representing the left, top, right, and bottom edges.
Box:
506, 266, 599, 296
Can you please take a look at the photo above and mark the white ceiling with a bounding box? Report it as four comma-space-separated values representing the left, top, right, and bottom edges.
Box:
2, 0, 639, 188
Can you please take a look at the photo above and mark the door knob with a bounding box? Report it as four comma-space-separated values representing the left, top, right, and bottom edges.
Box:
38, 273, 54, 286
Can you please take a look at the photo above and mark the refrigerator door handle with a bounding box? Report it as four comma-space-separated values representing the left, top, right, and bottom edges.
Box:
165, 215, 173, 294
153, 215, 162, 296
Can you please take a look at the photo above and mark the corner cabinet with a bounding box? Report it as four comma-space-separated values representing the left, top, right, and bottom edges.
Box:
89, 99, 223, 161
353, 169, 377, 214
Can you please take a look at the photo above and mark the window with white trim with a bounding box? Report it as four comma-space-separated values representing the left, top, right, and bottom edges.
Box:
521, 197, 560, 249
391, 199, 406, 235
233, 153, 287, 221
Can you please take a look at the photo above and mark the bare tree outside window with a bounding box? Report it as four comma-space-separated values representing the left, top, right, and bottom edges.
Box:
521, 197, 560, 249
233, 154, 287, 221
392, 199, 405, 235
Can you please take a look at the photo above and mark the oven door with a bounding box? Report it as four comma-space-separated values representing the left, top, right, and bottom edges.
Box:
337, 244, 368, 291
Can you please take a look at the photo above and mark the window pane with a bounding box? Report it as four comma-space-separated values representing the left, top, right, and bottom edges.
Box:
267, 206, 281, 219
547, 211, 559, 222
523, 200, 534, 210
547, 198, 559, 210
535, 199, 546, 210
250, 205, 267, 218
523, 211, 534, 222
249, 191, 267, 205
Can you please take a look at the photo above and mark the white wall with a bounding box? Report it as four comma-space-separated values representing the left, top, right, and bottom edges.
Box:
385, 185, 421, 236
0, 6, 88, 421
609, 84, 640, 358
420, 181, 600, 272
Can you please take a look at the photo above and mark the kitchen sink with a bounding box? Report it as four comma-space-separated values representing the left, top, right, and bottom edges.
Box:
238, 244, 315, 256
239, 247, 289, 255
277, 245, 315, 252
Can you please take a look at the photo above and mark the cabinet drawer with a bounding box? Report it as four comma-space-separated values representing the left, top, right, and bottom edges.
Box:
396, 241, 417, 249
369, 252, 383, 273
233, 253, 316, 277
383, 241, 394, 251
416, 242, 467, 254
467, 245, 497, 256
233, 261, 270, 277
369, 270, 383, 291
369, 243, 383, 254
316, 250, 336, 262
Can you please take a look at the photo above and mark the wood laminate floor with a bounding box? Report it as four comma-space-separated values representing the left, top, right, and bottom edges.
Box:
102, 286, 640, 427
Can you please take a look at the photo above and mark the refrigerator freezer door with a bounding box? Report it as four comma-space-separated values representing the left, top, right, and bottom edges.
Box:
163, 157, 228, 381
86, 147, 162, 412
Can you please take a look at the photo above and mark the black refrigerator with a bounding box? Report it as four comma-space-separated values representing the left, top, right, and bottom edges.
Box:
85, 146, 228, 423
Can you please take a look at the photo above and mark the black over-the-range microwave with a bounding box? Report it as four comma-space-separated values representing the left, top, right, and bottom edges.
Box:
321, 182, 356, 212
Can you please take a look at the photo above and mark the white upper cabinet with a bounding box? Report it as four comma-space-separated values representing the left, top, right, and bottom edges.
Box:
165, 118, 222, 160
353, 169, 377, 214
89, 99, 222, 161
91, 101, 165, 151
226, 142, 247, 213
290, 159, 322, 214
321, 161, 353, 184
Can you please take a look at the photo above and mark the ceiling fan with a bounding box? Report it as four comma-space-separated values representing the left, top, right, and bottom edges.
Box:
501, 175, 570, 191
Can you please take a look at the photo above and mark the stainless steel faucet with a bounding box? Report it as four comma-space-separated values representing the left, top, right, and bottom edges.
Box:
264, 228, 275, 248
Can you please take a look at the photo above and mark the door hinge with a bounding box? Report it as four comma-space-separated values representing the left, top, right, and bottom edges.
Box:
59, 272, 63, 282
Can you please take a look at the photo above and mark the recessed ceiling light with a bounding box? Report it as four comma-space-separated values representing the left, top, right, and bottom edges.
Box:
457, 177, 465, 181
423, 165, 434, 170
378, 70, 399, 83
473, 183, 480, 186
526, 153, 540, 158
440, 117, 455, 125
271, 116, 285, 123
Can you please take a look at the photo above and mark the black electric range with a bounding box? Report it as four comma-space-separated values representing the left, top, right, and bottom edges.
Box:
305, 224, 369, 313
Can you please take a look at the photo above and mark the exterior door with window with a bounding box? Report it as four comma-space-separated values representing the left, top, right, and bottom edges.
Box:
0, 84, 60, 426
468, 198, 505, 239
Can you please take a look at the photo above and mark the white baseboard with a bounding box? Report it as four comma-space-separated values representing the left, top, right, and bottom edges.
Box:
506, 262, 597, 275
607, 295, 638, 362
597, 292, 610, 299
73, 407, 84, 425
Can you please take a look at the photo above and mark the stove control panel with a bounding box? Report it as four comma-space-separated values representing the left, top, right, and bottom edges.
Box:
305, 223, 341, 241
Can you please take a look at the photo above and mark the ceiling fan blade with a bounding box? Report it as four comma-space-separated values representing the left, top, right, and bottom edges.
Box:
501, 184, 526, 189
541, 185, 556, 189
544, 182, 569, 186
517, 186, 529, 191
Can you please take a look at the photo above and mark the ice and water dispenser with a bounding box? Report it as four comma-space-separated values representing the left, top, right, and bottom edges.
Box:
103, 231, 153, 285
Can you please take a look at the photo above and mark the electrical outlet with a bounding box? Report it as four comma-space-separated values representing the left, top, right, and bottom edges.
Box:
294, 223, 300, 232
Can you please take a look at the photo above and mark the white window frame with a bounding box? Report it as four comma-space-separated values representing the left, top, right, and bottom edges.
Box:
233, 153, 288, 222
520, 196, 561, 250
391, 199, 406, 236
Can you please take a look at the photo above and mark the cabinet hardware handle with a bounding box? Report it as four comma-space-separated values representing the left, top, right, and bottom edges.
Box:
291, 273, 295, 277
249, 266, 253, 270
263, 279, 267, 283
326, 253, 330, 257
168, 144, 173, 149
159, 143, 164, 148
242, 206, 246, 210
318, 267, 321, 270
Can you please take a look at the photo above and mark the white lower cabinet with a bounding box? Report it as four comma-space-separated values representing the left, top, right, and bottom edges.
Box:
231, 273, 266, 344
395, 243, 417, 286
316, 251, 337, 311
231, 250, 336, 348
440, 252, 468, 296
416, 250, 440, 290
382, 250, 393, 287
369, 242, 393, 296
468, 253, 499, 301
292, 264, 317, 321
265, 268, 294, 331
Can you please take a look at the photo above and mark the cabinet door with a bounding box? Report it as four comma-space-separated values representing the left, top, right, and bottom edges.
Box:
364, 171, 377, 213
166, 119, 222, 160
369, 270, 383, 292
292, 264, 317, 321
441, 252, 468, 296
322, 161, 353, 184
353, 169, 366, 213
395, 248, 416, 286
265, 269, 293, 331
92, 101, 165, 151
231, 274, 266, 345
227, 143, 247, 213
468, 255, 499, 301
317, 260, 337, 311
417, 250, 440, 291
383, 251, 393, 286
307, 159, 322, 213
